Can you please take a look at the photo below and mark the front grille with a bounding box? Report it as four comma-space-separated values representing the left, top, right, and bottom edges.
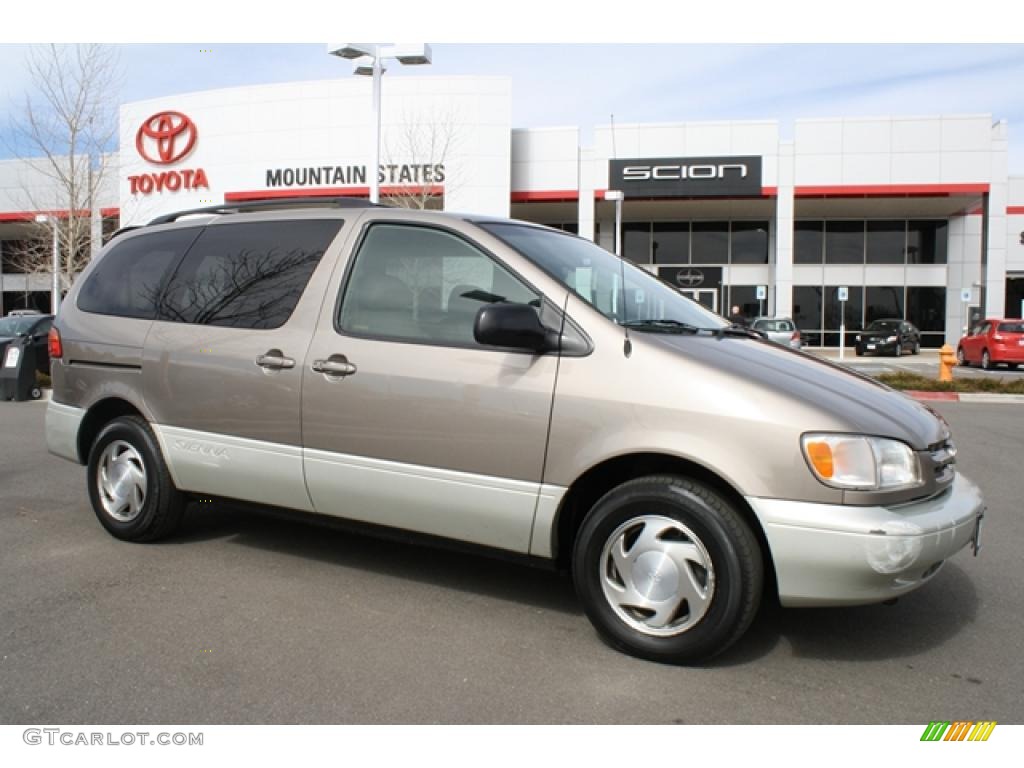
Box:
928, 438, 957, 487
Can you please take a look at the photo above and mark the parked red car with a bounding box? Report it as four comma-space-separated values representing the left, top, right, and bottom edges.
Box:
957, 318, 1024, 370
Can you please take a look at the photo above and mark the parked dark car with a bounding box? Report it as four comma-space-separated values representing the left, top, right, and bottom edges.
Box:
0, 313, 54, 375
854, 319, 921, 357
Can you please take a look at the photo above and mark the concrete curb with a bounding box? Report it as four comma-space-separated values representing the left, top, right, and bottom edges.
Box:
904, 390, 1024, 404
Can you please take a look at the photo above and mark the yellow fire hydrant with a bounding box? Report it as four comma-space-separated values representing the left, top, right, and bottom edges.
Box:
938, 344, 957, 382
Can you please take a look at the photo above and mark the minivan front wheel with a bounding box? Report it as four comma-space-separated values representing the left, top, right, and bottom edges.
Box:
573, 476, 763, 664
86, 415, 185, 542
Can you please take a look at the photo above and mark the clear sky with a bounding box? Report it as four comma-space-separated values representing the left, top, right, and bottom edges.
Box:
2, 43, 1023, 172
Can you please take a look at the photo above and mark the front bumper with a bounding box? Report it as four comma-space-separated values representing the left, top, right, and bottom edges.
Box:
746, 473, 984, 607
46, 400, 85, 464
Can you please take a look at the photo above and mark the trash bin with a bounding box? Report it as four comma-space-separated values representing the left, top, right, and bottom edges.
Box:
0, 336, 42, 401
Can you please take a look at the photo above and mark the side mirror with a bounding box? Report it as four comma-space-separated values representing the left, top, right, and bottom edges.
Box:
474, 302, 557, 352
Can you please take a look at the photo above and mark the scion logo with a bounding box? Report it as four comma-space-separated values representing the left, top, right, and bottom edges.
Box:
136, 111, 198, 165
609, 155, 762, 198
675, 269, 705, 288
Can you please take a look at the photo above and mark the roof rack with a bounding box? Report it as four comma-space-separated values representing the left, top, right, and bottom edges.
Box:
147, 197, 380, 226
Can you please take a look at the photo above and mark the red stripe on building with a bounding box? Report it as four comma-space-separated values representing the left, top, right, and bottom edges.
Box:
0, 207, 120, 222
794, 183, 989, 198
224, 186, 445, 202
1007, 206, 1024, 215
511, 190, 580, 202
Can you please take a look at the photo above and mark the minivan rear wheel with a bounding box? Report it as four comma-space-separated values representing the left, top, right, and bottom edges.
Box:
86, 415, 185, 542
572, 475, 763, 664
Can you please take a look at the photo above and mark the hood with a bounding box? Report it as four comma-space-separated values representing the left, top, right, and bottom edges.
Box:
645, 333, 946, 450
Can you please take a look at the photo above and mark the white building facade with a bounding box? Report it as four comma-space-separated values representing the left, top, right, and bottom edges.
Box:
2, 76, 1023, 347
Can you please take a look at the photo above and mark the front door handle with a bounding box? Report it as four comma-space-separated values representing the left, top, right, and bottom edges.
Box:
255, 349, 296, 371
311, 355, 357, 378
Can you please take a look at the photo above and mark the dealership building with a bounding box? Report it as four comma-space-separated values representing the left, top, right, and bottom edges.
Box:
2, 74, 1023, 347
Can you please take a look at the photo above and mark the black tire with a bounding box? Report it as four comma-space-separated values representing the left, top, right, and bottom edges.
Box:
894, 343, 902, 358
957, 346, 968, 366
29, 387, 42, 400
981, 349, 991, 370
913, 341, 921, 355
86, 415, 185, 542
1009, 363, 1019, 371
572, 475, 763, 665
855, 348, 863, 357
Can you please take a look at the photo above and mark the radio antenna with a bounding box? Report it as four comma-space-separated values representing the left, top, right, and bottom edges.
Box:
610, 113, 631, 357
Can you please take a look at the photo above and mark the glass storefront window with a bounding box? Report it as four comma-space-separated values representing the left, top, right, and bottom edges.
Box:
866, 221, 906, 264
906, 286, 946, 332
727, 285, 760, 320
907, 220, 948, 264
730, 221, 770, 264
825, 221, 865, 264
794, 221, 824, 264
691, 222, 728, 264
793, 285, 823, 345
825, 285, 863, 338
622, 223, 651, 264
865, 286, 904, 323
652, 223, 689, 264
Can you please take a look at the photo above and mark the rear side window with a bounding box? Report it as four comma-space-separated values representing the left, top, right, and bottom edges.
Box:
77, 228, 201, 319
158, 219, 342, 329
997, 322, 1024, 333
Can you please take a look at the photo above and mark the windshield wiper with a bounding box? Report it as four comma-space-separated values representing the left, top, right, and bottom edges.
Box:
621, 319, 702, 334
713, 323, 766, 340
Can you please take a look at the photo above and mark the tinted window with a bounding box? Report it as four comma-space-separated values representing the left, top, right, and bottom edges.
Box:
825, 221, 864, 264
866, 221, 906, 264
623, 223, 652, 264
865, 286, 904, 323
907, 220, 948, 264
906, 286, 945, 333
730, 221, 769, 264
158, 220, 341, 329
652, 223, 689, 264
794, 221, 824, 264
78, 228, 201, 319
998, 321, 1024, 333
691, 222, 728, 264
338, 224, 539, 347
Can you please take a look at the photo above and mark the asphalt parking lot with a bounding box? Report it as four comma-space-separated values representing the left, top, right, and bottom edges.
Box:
1, 399, 1021, 724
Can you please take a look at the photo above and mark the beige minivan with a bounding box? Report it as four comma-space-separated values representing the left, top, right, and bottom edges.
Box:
45, 199, 986, 663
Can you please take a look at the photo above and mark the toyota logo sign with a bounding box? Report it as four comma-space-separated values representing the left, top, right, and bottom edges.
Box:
136, 111, 198, 165
675, 268, 705, 288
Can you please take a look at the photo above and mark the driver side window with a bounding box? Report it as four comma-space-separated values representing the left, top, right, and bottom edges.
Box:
337, 223, 540, 347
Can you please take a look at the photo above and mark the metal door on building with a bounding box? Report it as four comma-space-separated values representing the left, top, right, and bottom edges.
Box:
679, 288, 718, 313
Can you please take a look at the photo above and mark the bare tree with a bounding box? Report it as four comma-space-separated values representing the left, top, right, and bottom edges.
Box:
4, 44, 121, 299
381, 107, 460, 210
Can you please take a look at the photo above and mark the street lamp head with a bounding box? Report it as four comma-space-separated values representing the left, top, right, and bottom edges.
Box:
389, 43, 432, 66
352, 56, 384, 77
327, 43, 377, 60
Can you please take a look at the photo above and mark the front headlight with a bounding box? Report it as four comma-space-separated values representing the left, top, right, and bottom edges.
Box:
801, 434, 922, 491
886, 335, 898, 343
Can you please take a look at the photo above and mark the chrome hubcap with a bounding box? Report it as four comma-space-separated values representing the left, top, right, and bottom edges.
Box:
97, 440, 147, 522
599, 515, 715, 637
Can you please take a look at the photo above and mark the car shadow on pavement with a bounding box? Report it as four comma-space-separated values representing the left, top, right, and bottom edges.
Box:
172, 500, 583, 617
714, 563, 980, 666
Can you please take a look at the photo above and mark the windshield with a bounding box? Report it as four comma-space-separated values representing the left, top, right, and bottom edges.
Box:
0, 316, 40, 336
866, 320, 900, 332
754, 319, 793, 332
480, 223, 727, 330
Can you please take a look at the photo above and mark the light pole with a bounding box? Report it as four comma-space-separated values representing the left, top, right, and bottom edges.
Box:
327, 43, 433, 204
34, 214, 60, 314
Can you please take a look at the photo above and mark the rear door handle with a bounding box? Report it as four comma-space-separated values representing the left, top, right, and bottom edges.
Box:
311, 356, 357, 378
255, 349, 296, 370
